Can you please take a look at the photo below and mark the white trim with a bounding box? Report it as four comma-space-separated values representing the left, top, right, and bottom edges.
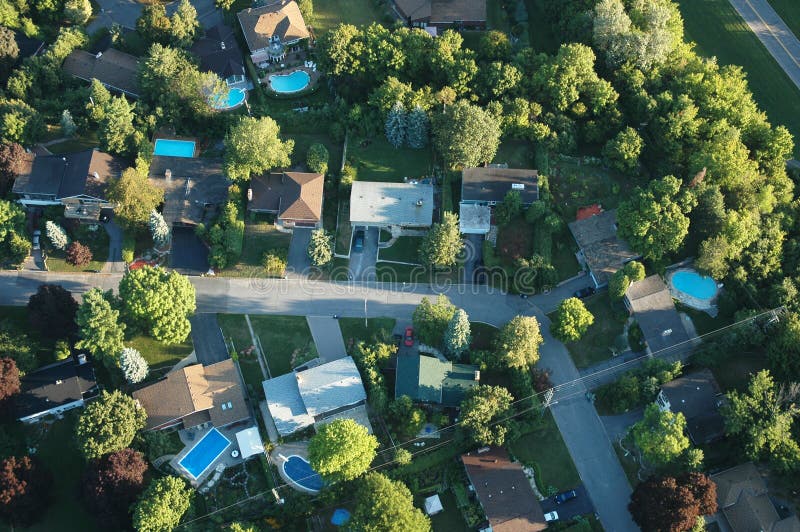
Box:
18, 398, 85, 423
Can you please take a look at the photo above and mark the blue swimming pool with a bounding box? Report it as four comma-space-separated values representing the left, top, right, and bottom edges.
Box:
211, 88, 247, 110
154, 138, 196, 158
179, 428, 230, 479
269, 70, 310, 93
670, 270, 718, 301
282, 455, 323, 492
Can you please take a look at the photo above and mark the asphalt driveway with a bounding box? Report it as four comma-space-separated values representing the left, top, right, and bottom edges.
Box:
287, 228, 312, 277
189, 313, 229, 365
540, 485, 595, 522
349, 226, 378, 281
170, 226, 209, 274
463, 233, 484, 283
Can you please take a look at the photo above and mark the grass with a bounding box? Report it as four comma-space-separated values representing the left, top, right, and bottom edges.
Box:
217, 314, 252, 353
287, 133, 343, 173
676, 0, 800, 158
613, 442, 640, 488
470, 322, 499, 350
348, 137, 436, 182
45, 134, 99, 155
768, 0, 800, 39
248, 315, 317, 377
238, 355, 266, 400
378, 236, 422, 263
44, 225, 109, 273
312, 0, 386, 36
493, 140, 537, 168
524, 0, 560, 52
508, 411, 581, 492
675, 303, 731, 336
709, 352, 768, 392
414, 490, 469, 531
223, 213, 291, 277
496, 215, 534, 262
127, 334, 193, 371
486, 0, 511, 33
563, 293, 628, 368
339, 317, 396, 348
549, 159, 634, 221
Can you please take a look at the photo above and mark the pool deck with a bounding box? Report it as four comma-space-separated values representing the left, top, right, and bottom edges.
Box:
261, 66, 320, 95
270, 441, 320, 494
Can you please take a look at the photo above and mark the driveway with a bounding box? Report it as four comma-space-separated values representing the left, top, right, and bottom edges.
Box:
462, 233, 484, 284
306, 316, 347, 362
89, 0, 222, 33
349, 226, 379, 281
101, 219, 125, 274
169, 226, 209, 274
189, 313, 229, 365
600, 408, 644, 442
287, 228, 312, 277
540, 485, 595, 522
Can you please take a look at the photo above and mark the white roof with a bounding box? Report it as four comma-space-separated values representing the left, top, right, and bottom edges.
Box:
424, 494, 443, 515
350, 181, 434, 226
235, 426, 265, 458
296, 357, 366, 418
262, 372, 314, 436
459, 203, 491, 234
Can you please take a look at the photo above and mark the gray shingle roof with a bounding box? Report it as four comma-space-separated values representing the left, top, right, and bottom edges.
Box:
626, 275, 691, 354
262, 372, 314, 435
350, 182, 433, 227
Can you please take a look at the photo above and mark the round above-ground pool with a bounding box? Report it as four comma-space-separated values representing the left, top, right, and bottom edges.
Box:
269, 70, 311, 93
670, 269, 718, 301
211, 87, 247, 110
282, 455, 324, 492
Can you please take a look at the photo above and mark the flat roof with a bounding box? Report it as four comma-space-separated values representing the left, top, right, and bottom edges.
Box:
461, 167, 539, 204
459, 203, 491, 234
350, 181, 433, 226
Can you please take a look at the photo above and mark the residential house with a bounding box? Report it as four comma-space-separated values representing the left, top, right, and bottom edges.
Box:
262, 357, 370, 436
394, 0, 487, 28
461, 446, 547, 532
190, 24, 247, 87
711, 462, 800, 532
395, 354, 480, 407
625, 275, 691, 356
13, 148, 126, 222
350, 181, 434, 230
16, 355, 98, 423
568, 209, 639, 288
656, 369, 725, 444
247, 171, 324, 230
237, 1, 309, 66
459, 166, 538, 234
62, 48, 140, 98
148, 156, 230, 227
133, 359, 249, 431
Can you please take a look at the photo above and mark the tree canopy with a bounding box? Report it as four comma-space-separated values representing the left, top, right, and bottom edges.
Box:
631, 403, 693, 468
432, 100, 500, 168
444, 309, 471, 360
308, 418, 378, 482
76, 390, 147, 460
0, 358, 20, 403
0, 456, 52, 527
75, 288, 126, 369
551, 297, 594, 342
82, 448, 148, 530
419, 212, 464, 268
224, 116, 293, 181
494, 316, 543, 369
132, 476, 192, 532
460, 385, 514, 446
27, 283, 77, 339
629, 473, 717, 532
105, 168, 164, 230
412, 294, 456, 346
350, 473, 431, 532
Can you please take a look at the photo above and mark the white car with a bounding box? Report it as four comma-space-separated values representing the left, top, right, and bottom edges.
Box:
544, 511, 559, 522
32, 230, 41, 251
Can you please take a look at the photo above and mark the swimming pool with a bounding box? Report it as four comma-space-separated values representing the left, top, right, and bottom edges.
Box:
178, 428, 230, 480
154, 138, 196, 158
211, 88, 247, 110
282, 455, 323, 492
269, 70, 310, 93
670, 270, 718, 301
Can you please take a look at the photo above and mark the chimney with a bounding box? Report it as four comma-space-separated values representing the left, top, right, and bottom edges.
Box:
77, 353, 87, 365
416, 199, 424, 207
165, 169, 172, 181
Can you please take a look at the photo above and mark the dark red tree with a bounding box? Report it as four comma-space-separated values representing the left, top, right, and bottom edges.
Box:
0, 456, 52, 527
0, 142, 24, 194
65, 241, 93, 267
27, 284, 78, 339
82, 448, 148, 529
0, 358, 20, 402
629, 474, 718, 532
681, 472, 718, 516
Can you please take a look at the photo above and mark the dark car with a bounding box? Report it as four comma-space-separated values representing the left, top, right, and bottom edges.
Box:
554, 490, 578, 504
404, 326, 414, 347
573, 286, 596, 299
353, 230, 365, 252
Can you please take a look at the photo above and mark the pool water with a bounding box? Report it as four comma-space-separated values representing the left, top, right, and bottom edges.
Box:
671, 270, 718, 300
154, 138, 196, 158
211, 88, 247, 110
178, 428, 231, 479
283, 455, 323, 492
269, 70, 310, 93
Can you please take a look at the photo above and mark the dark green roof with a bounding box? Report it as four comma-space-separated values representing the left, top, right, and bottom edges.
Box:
395, 355, 479, 407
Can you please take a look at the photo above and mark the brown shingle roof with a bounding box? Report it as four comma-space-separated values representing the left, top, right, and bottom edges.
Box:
62, 48, 140, 97
148, 156, 230, 226
248, 171, 323, 222
237, 1, 309, 53
568, 209, 639, 287
12, 149, 126, 200
204, 359, 249, 427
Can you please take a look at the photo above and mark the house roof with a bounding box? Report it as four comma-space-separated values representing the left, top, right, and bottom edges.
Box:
461, 167, 539, 204
15, 358, 98, 420
350, 181, 434, 227
626, 275, 691, 355
395, 354, 479, 406
660, 369, 724, 444
248, 171, 323, 222
189, 24, 245, 79
148, 156, 230, 226
394, 0, 486, 22
12, 149, 125, 200
461, 447, 547, 532
237, 1, 309, 52
262, 372, 314, 435
568, 209, 638, 286
235, 426, 266, 458
459, 203, 491, 233
712, 463, 767, 508
62, 48, 140, 97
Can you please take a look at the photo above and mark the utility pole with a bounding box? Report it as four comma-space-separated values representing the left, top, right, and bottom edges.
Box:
364, 298, 368, 328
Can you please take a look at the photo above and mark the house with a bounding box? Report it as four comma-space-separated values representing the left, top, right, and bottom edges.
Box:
656, 369, 725, 444
625, 275, 691, 356
237, 1, 309, 66
459, 166, 538, 234
568, 209, 639, 288
395, 354, 479, 407
350, 181, 434, 230
394, 0, 487, 28
148, 156, 230, 227
13, 148, 126, 222
711, 463, 800, 532
461, 446, 547, 532
62, 48, 140, 98
190, 24, 247, 87
133, 359, 249, 431
16, 355, 98, 423
262, 357, 369, 436
247, 171, 324, 230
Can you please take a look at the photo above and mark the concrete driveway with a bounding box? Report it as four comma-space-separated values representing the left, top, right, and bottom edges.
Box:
307, 316, 347, 362
89, 0, 222, 33
189, 313, 229, 365
540, 485, 595, 522
287, 228, 312, 277
349, 226, 378, 281
462, 233, 484, 283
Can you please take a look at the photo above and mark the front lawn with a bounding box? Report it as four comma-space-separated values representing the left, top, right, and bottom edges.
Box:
348, 138, 436, 182
45, 224, 109, 273
223, 213, 291, 277
470, 322, 499, 351
339, 317, 396, 348
247, 315, 317, 377
768, 0, 800, 38
563, 293, 628, 368
127, 334, 193, 371
312, 0, 387, 35
217, 314, 252, 353
378, 236, 422, 263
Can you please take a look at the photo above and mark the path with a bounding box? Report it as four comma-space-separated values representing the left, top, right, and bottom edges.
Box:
728, 0, 800, 91
244, 314, 270, 379
306, 316, 347, 362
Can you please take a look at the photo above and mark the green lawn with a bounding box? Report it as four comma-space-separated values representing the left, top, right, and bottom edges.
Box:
613, 442, 640, 488
563, 293, 628, 368
508, 411, 581, 492
44, 224, 109, 273
287, 133, 343, 174
710, 352, 768, 392
127, 334, 193, 371
223, 213, 291, 277
239, 356, 266, 400
768, 0, 800, 46
676, 0, 800, 157
493, 140, 536, 168
348, 138, 436, 182
378, 236, 422, 263
549, 159, 634, 221
470, 322, 499, 350
217, 314, 252, 353
45, 134, 99, 155
339, 317, 396, 348
312, 0, 386, 35
414, 490, 469, 531
675, 303, 731, 336
247, 315, 317, 377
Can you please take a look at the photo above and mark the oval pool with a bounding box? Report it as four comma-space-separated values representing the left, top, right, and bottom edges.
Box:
282, 455, 323, 492
269, 70, 310, 93
670, 270, 718, 301
212, 87, 247, 110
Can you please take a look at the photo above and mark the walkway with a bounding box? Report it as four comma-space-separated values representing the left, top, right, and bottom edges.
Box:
306, 316, 347, 362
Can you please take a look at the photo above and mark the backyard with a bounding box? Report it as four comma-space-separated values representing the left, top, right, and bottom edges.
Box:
311, 0, 388, 35
548, 158, 634, 221
347, 138, 436, 182
563, 293, 628, 369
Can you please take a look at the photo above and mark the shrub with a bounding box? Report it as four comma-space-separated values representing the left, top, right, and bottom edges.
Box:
118, 347, 149, 384
121, 233, 135, 263
263, 249, 287, 277
148, 210, 170, 247
66, 241, 92, 266
45, 221, 69, 250
306, 143, 329, 174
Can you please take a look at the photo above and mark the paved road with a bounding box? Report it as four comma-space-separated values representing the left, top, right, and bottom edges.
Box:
728, 0, 800, 91
306, 316, 347, 362
189, 313, 229, 365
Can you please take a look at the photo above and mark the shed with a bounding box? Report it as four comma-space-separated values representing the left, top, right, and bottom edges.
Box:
235, 427, 266, 458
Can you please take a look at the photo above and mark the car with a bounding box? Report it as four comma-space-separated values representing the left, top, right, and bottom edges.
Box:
393, 333, 403, 347
544, 511, 559, 522
574, 286, 596, 299
554, 489, 578, 504
32, 230, 41, 251
404, 326, 414, 347
353, 230, 365, 252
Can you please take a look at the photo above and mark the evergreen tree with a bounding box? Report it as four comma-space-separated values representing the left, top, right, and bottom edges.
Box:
45, 220, 68, 250
99, 96, 136, 157
406, 105, 429, 149
444, 309, 471, 360
419, 212, 463, 268
148, 210, 170, 247
385, 101, 407, 148
170, 0, 199, 48
307, 228, 333, 267
60, 110, 76, 137
118, 347, 149, 384
75, 288, 125, 369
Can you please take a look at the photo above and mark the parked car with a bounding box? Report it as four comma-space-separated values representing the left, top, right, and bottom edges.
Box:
393, 333, 403, 347
554, 489, 578, 504
544, 511, 559, 522
353, 230, 365, 252
404, 326, 414, 347
574, 286, 595, 299
32, 230, 41, 251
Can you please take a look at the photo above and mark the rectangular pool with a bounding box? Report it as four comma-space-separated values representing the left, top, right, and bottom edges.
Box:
178, 428, 230, 479
154, 138, 196, 158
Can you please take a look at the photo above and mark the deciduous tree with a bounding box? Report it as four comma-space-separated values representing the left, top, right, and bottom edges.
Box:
75, 288, 125, 368
82, 448, 148, 530
27, 284, 77, 339
412, 294, 456, 346
632, 403, 691, 467
629, 473, 717, 532
494, 190, 522, 225
388, 395, 425, 438
309, 418, 378, 482
136, 4, 171, 45
0, 27, 18, 79
76, 390, 147, 460
170, 0, 199, 48
0, 199, 28, 264
0, 142, 25, 193
307, 228, 333, 267
444, 308, 471, 360
224, 116, 293, 181
64, 0, 92, 25
551, 297, 594, 342
132, 476, 192, 532
460, 385, 514, 446
432, 100, 500, 168
0, 456, 52, 527
419, 212, 463, 268
0, 358, 20, 402
494, 315, 543, 369
99, 95, 136, 157
350, 473, 431, 532
118, 347, 148, 384
106, 168, 164, 230
603, 126, 642, 173
306, 143, 329, 174
65, 241, 92, 266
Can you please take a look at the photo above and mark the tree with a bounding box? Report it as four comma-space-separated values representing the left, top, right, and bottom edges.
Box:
45, 220, 69, 250
412, 294, 456, 346
551, 297, 594, 342
65, 241, 92, 266
632, 403, 691, 467
106, 168, 164, 230
494, 316, 543, 369
394, 448, 412, 466
0, 456, 52, 527
224, 116, 293, 181
432, 100, 500, 168
297, 0, 313, 22
148, 210, 170, 248
0, 358, 19, 402
53, 339, 71, 360
99, 95, 136, 156
0, 142, 25, 193
86, 79, 111, 125
406, 106, 429, 149
0, 27, 18, 79
419, 212, 463, 268
263, 249, 287, 276
767, 312, 800, 382
603, 127, 642, 173
215, 0, 235, 10
76, 390, 147, 460
75, 288, 126, 368
82, 448, 148, 530
132, 476, 192, 532
170, 0, 199, 47
0, 199, 28, 265
385, 101, 407, 148
118, 347, 149, 384
494, 191, 522, 225
27, 284, 77, 339
306, 143, 329, 174
64, 0, 92, 25
478, 30, 510, 62
388, 395, 426, 438
136, 4, 171, 45
444, 309, 471, 360
118, 267, 196, 345
308, 418, 378, 482
608, 261, 645, 300
60, 109, 76, 137
629, 473, 717, 532
350, 473, 431, 532
0, 329, 36, 375
307, 228, 333, 267
460, 385, 514, 446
